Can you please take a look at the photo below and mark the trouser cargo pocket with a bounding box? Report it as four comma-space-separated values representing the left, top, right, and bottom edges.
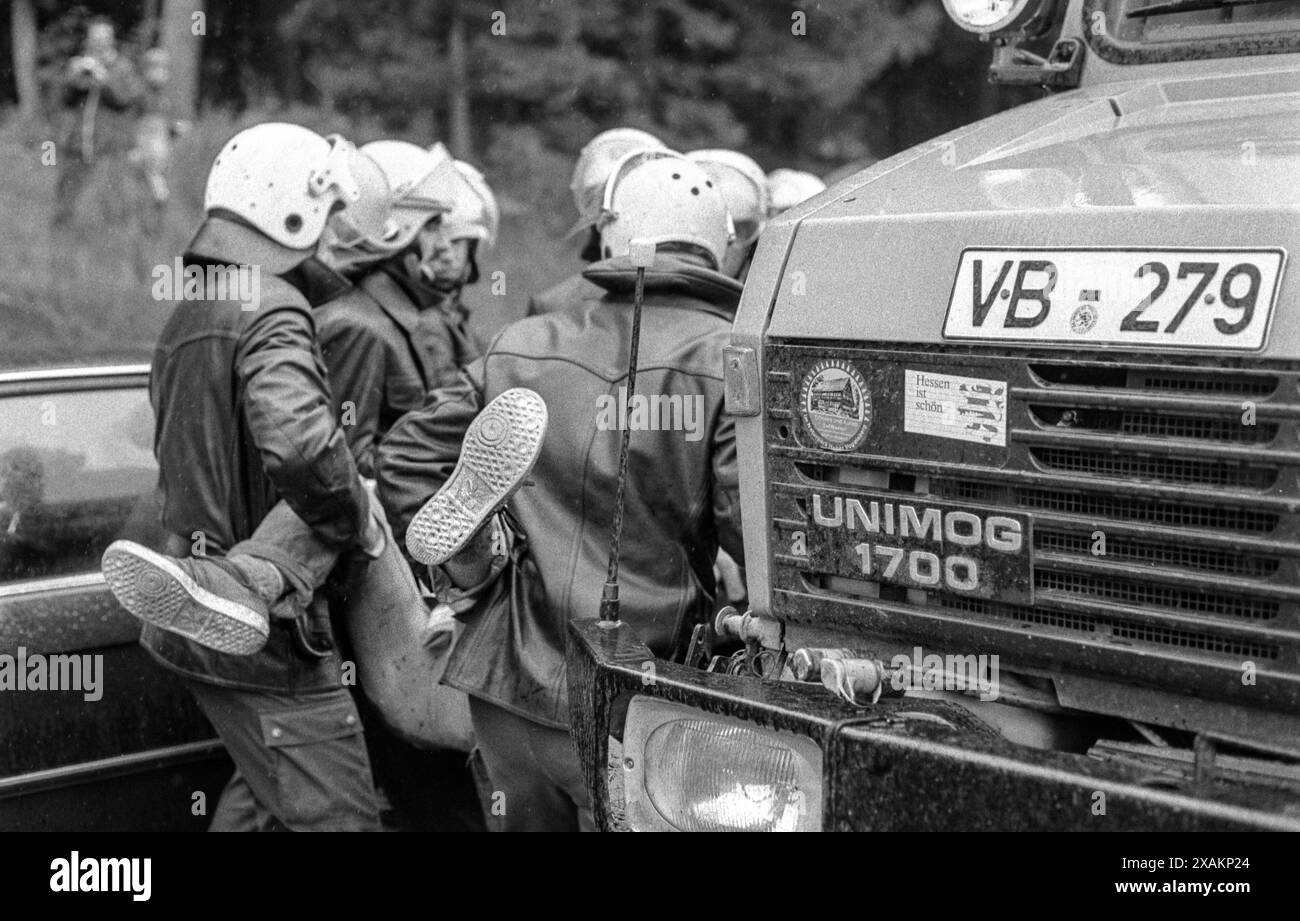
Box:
259, 693, 381, 831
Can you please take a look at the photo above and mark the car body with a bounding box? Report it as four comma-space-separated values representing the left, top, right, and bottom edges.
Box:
0, 365, 230, 831
570, 0, 1300, 831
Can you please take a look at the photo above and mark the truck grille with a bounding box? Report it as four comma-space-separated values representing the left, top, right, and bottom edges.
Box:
1033, 530, 1278, 578
765, 341, 1300, 715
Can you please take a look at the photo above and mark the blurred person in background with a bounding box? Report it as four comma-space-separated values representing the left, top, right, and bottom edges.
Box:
377, 149, 745, 831
130, 47, 187, 235
52, 18, 144, 228
526, 127, 667, 316
766, 168, 828, 218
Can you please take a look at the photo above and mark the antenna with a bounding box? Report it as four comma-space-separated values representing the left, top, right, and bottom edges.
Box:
599, 238, 657, 623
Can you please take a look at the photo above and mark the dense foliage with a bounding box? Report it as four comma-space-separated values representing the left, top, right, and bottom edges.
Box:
4, 0, 1028, 169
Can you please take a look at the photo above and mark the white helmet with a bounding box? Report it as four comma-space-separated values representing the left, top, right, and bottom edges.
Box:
204, 123, 364, 251
766, 168, 827, 217
598, 151, 733, 271
318, 148, 405, 272
360, 139, 455, 251
686, 149, 769, 249
441, 160, 499, 250
567, 127, 667, 237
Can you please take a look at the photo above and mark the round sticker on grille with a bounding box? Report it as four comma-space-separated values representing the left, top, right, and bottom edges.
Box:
800, 360, 872, 452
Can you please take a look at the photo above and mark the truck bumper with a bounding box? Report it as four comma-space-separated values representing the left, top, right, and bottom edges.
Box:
567, 619, 1300, 831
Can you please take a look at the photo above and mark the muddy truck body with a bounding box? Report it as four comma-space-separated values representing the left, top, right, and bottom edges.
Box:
569, 0, 1300, 831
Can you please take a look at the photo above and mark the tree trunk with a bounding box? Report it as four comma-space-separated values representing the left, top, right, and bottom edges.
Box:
160, 0, 205, 120
637, 2, 658, 124
446, 0, 473, 159
140, 0, 163, 47
619, 0, 657, 125
11, 0, 39, 120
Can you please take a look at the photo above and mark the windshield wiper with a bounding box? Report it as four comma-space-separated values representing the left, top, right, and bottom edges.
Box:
1127, 0, 1297, 18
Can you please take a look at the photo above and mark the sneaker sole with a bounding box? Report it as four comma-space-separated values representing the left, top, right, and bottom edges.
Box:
101, 541, 270, 655
406, 388, 548, 566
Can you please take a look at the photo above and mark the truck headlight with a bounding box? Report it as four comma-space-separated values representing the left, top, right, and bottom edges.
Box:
623, 697, 823, 832
942, 0, 1038, 34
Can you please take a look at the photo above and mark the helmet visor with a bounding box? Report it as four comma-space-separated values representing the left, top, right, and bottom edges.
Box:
323, 144, 396, 249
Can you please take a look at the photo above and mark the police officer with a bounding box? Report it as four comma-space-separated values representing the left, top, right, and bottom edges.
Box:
686, 148, 770, 283
314, 141, 457, 475
313, 141, 487, 830
766, 168, 827, 217
416, 158, 498, 356
526, 127, 667, 315
377, 150, 746, 831
101, 124, 388, 831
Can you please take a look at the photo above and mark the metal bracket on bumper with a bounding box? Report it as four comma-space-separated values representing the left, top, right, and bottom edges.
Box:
567, 619, 1300, 831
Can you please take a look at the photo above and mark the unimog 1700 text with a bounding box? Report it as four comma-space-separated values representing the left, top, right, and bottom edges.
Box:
568, 0, 1300, 831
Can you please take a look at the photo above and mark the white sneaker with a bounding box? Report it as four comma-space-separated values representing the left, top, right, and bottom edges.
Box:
405, 388, 548, 566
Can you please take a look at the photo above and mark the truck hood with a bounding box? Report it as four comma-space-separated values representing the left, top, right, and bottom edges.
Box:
767, 63, 1300, 356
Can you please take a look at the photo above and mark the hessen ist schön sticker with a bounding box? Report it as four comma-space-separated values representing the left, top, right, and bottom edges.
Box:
904, 369, 1007, 447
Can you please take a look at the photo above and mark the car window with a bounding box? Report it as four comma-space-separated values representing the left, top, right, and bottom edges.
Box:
0, 386, 163, 585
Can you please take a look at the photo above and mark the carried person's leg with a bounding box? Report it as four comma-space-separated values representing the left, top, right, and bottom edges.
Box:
102, 491, 386, 656
338, 508, 476, 753
406, 388, 547, 575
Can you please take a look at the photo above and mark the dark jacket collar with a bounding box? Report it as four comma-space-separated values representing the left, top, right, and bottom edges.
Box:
582, 252, 743, 319
378, 256, 465, 314
359, 269, 435, 386
186, 214, 315, 277
184, 220, 350, 307
284, 257, 353, 307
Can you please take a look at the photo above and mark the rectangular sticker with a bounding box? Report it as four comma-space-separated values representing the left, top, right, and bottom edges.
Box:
904, 369, 1007, 447
942, 247, 1285, 351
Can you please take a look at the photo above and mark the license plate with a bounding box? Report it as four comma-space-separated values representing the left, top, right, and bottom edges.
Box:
802, 491, 1033, 603
943, 247, 1286, 350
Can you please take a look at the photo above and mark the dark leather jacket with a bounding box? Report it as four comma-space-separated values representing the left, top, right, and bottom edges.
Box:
525, 271, 603, 316
377, 252, 744, 727
380, 262, 481, 382
141, 259, 370, 693
317, 265, 481, 478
